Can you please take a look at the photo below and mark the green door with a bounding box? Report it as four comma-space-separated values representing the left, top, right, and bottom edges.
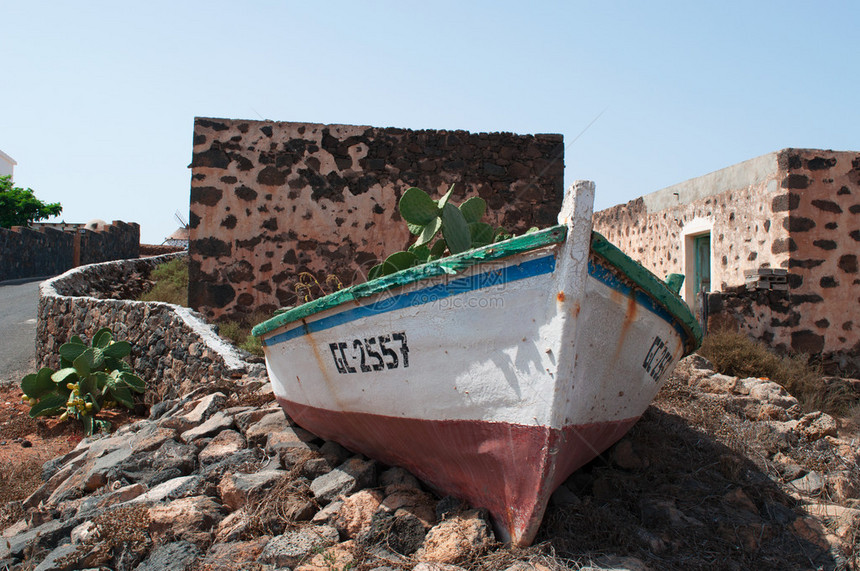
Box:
694, 234, 711, 298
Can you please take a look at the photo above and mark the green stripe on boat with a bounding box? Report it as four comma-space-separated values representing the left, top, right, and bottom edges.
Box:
252, 226, 703, 355
251, 226, 568, 338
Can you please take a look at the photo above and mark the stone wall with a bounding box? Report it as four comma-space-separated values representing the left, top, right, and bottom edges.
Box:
780, 149, 860, 357
78, 221, 140, 265
37, 254, 250, 400
705, 288, 860, 376
0, 225, 73, 281
593, 148, 860, 369
189, 118, 564, 320
0, 221, 140, 282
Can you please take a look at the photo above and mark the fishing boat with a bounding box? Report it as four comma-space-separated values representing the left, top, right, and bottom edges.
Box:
252, 180, 702, 546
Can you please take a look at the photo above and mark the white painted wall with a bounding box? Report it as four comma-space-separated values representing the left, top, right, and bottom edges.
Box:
0, 149, 16, 179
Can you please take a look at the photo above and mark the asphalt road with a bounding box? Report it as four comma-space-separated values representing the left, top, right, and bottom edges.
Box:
0, 279, 41, 385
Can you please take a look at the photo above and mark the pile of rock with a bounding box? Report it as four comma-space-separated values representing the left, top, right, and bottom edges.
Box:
682, 356, 859, 505
3, 355, 859, 570
0, 380, 502, 571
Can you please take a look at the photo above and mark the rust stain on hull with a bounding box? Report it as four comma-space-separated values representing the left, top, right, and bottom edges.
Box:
608, 292, 639, 366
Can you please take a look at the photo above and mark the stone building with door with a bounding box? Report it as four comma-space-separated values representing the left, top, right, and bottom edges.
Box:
592, 148, 860, 374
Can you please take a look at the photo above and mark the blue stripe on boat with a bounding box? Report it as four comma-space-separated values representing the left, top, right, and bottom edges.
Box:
263, 254, 690, 348
263, 254, 558, 347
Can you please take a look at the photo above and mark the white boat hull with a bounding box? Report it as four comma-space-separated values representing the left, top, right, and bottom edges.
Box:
255, 181, 699, 545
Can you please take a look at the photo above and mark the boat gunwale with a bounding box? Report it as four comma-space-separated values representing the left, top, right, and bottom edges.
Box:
252, 227, 703, 354
251, 225, 568, 338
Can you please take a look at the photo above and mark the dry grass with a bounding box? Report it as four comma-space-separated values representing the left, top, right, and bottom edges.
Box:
137, 257, 188, 306
698, 329, 856, 415
0, 460, 41, 529
216, 311, 271, 357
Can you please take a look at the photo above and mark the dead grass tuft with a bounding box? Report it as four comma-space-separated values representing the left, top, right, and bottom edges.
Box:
244, 459, 320, 537
698, 329, 856, 415
0, 460, 41, 529
217, 311, 271, 358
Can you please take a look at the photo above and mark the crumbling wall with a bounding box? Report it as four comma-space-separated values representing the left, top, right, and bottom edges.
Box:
188, 118, 564, 320
0, 221, 139, 282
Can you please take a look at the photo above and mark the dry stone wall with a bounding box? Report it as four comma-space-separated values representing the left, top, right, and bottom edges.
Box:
37, 254, 250, 400
188, 118, 564, 320
0, 221, 139, 282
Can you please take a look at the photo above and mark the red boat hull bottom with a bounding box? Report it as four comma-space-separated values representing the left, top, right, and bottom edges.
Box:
277, 397, 638, 545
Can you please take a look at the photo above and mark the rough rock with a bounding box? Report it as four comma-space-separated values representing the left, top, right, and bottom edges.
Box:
197, 429, 246, 465
380, 466, 422, 492
334, 489, 384, 539
790, 471, 826, 495
737, 377, 800, 409
218, 469, 286, 511
381, 487, 437, 528
244, 411, 292, 446
796, 411, 839, 440
311, 457, 377, 504
295, 539, 357, 571
180, 410, 235, 443
130, 475, 204, 504
416, 509, 493, 564
196, 537, 270, 570
32, 543, 79, 571
160, 392, 227, 433
78, 483, 146, 514
232, 404, 282, 433
135, 540, 202, 571
257, 526, 339, 567
694, 373, 737, 393
148, 496, 226, 547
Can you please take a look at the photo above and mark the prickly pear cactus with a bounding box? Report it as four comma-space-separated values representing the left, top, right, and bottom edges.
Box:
368, 185, 522, 280
20, 327, 145, 436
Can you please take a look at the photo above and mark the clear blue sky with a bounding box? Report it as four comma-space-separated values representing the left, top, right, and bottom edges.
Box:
2, 1, 857, 244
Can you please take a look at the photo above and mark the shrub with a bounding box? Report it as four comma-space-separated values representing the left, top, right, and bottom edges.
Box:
138, 257, 188, 306
698, 329, 854, 415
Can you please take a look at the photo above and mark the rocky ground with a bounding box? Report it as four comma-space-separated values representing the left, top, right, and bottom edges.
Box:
1, 355, 859, 571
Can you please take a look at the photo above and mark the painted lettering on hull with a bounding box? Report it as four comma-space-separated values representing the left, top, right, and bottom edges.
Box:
642, 335, 673, 382
328, 331, 409, 374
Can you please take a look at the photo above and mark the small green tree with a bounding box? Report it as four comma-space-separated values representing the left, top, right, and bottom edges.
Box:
0, 175, 62, 228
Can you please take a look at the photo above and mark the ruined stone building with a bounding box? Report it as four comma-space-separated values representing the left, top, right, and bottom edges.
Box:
592, 149, 860, 374
188, 118, 564, 321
